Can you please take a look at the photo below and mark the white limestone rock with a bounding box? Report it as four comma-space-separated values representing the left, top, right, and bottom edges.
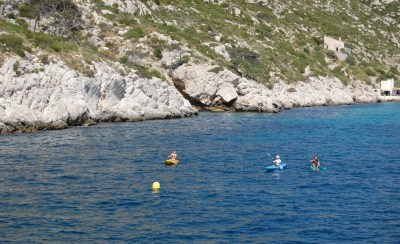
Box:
102, 0, 156, 15
170, 64, 378, 112
213, 44, 232, 61
216, 83, 238, 103
0, 56, 197, 133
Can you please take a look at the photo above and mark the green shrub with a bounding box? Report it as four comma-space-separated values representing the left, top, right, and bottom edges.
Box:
180, 55, 190, 64
256, 26, 273, 38
0, 34, 26, 57
13, 61, 19, 72
228, 47, 259, 62
377, 68, 386, 75
350, 66, 368, 81
326, 50, 337, 60
159, 24, 178, 35
124, 27, 145, 39
106, 3, 119, 14
315, 49, 327, 66
132, 63, 162, 79
19, 4, 36, 19
208, 66, 224, 73
312, 37, 323, 47
154, 47, 163, 59
40, 55, 49, 64
102, 13, 114, 22
380, 72, 395, 80
220, 3, 229, 8
15, 18, 28, 29
389, 66, 399, 75
219, 36, 231, 44
119, 56, 129, 64
257, 12, 271, 22
333, 66, 344, 75
118, 16, 136, 26
292, 58, 306, 74
365, 68, 376, 76
28, 32, 78, 52
346, 55, 356, 65
332, 66, 349, 85
105, 41, 114, 49
98, 23, 112, 35
6, 13, 16, 19
13, 61, 22, 76
147, 36, 165, 47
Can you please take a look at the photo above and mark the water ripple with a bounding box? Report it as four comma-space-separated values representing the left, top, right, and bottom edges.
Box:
0, 103, 399, 243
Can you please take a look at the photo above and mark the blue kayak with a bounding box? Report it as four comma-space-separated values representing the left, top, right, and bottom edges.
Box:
265, 163, 287, 171
310, 165, 327, 171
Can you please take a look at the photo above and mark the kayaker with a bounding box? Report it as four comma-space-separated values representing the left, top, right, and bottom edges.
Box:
273, 155, 282, 166
168, 150, 178, 160
311, 156, 321, 168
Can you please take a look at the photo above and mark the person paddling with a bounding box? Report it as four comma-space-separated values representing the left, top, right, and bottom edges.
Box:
273, 155, 282, 166
168, 150, 178, 161
311, 155, 321, 168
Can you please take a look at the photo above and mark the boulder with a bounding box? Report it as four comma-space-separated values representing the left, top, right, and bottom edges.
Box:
216, 83, 238, 104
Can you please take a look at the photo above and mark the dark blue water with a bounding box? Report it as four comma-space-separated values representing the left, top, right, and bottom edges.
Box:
1, 103, 399, 243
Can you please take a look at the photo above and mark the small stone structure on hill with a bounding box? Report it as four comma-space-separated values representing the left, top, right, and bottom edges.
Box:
324, 36, 351, 61
324, 36, 351, 53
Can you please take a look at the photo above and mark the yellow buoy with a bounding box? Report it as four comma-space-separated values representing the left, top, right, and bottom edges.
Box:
152, 181, 160, 190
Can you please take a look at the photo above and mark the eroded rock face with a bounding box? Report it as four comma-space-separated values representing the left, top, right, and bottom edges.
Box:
0, 55, 380, 134
170, 64, 378, 112
0, 56, 197, 133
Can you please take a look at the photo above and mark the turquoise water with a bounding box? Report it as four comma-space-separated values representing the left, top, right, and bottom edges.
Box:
1, 103, 399, 243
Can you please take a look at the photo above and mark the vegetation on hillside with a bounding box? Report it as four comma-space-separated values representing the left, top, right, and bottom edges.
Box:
0, 0, 398, 87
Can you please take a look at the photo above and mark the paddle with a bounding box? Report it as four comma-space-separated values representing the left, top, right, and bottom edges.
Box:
316, 160, 326, 171
267, 153, 275, 166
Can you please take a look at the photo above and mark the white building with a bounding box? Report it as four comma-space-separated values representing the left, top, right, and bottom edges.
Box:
381, 79, 395, 96
324, 36, 351, 53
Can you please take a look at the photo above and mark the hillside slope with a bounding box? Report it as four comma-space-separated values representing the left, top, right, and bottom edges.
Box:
0, 0, 398, 132
2, 0, 399, 83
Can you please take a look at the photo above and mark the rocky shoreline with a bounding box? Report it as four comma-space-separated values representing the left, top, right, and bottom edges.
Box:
377, 96, 400, 103
0, 55, 388, 134
0, 56, 196, 133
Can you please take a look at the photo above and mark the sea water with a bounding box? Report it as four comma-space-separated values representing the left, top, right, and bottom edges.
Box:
1, 103, 399, 243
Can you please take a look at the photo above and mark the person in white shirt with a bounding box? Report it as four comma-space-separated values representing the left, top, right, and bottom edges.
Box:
168, 150, 178, 160
273, 155, 281, 166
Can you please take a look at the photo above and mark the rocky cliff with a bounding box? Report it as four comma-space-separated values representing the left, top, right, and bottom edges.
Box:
0, 0, 398, 133
0, 55, 196, 133
170, 64, 378, 112
0, 54, 378, 133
